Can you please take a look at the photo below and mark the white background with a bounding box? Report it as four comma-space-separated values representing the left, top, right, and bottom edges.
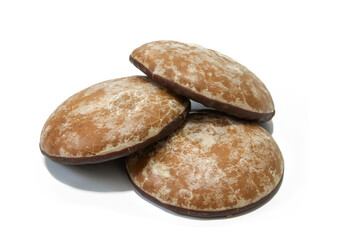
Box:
1, 0, 359, 239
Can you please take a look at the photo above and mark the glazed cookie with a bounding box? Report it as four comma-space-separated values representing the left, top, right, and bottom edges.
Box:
126, 111, 284, 218
130, 40, 275, 122
40, 76, 190, 165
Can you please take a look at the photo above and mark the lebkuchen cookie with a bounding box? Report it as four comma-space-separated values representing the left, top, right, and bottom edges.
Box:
126, 111, 284, 218
130, 40, 275, 122
40, 76, 190, 165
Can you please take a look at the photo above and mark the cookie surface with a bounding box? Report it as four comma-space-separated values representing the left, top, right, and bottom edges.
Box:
126, 112, 284, 218
40, 76, 190, 164
130, 40, 275, 122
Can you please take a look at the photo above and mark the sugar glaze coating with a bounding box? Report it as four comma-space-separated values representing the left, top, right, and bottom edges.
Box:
40, 76, 190, 162
131, 41, 275, 117
126, 112, 284, 216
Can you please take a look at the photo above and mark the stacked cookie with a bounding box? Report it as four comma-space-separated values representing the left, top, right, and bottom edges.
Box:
40, 41, 284, 218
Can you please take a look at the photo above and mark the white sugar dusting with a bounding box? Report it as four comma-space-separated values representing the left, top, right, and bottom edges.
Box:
128, 113, 284, 211
131, 40, 275, 113
40, 76, 189, 158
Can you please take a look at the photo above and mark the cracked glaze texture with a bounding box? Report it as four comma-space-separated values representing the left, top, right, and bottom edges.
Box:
126, 112, 284, 213
40, 76, 190, 160
130, 40, 274, 114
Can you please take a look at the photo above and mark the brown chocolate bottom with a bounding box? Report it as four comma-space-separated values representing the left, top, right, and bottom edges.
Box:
130, 56, 275, 122
126, 163, 283, 218
40, 103, 191, 165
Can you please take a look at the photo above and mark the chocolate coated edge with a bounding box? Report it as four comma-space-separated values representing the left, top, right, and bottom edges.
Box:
130, 55, 275, 122
40, 102, 191, 165
125, 163, 284, 218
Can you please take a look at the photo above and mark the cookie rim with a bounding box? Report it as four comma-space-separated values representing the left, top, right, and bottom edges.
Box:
40, 102, 191, 165
126, 161, 283, 218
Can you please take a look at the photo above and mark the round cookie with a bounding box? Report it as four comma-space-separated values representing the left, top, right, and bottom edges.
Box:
130, 40, 275, 122
40, 76, 190, 165
126, 111, 284, 218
